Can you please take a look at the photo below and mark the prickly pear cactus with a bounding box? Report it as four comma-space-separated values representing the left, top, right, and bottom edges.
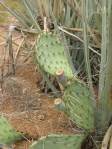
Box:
63, 80, 94, 131
35, 32, 74, 79
30, 134, 85, 149
0, 116, 22, 145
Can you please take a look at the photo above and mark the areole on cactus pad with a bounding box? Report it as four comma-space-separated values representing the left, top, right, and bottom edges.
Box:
35, 32, 74, 79
30, 134, 85, 149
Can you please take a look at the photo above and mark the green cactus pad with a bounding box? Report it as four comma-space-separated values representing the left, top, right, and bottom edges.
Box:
0, 116, 23, 145
35, 32, 74, 79
63, 80, 94, 131
30, 134, 85, 149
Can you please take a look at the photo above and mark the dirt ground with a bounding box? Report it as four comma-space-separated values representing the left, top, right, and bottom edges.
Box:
0, 25, 75, 149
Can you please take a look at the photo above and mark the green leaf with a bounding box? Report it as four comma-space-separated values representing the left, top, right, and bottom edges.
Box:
35, 32, 74, 79
63, 80, 94, 131
30, 134, 85, 149
0, 117, 23, 145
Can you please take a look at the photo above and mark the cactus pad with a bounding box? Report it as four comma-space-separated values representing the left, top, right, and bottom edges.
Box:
63, 80, 94, 131
0, 116, 22, 145
35, 32, 74, 79
30, 134, 85, 149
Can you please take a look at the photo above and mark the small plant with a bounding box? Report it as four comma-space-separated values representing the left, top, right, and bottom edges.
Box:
0, 0, 112, 149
